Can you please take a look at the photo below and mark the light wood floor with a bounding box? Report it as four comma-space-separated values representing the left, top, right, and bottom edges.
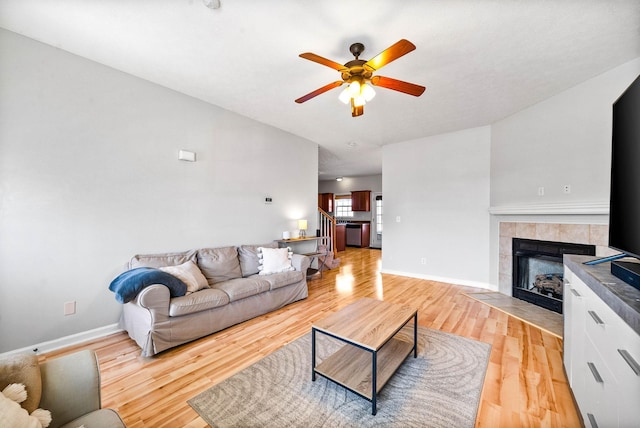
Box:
41, 248, 581, 427
464, 292, 564, 339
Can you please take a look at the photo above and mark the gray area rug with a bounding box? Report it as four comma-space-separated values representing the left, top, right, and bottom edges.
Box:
188, 326, 491, 427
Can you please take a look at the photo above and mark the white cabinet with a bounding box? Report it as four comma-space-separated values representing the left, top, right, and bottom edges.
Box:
563, 269, 585, 387
564, 263, 640, 428
616, 320, 640, 427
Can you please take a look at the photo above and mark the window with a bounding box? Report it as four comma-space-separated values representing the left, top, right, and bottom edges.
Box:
376, 195, 383, 234
335, 195, 353, 218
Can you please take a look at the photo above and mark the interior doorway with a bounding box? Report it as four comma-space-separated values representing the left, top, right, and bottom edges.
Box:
370, 192, 382, 249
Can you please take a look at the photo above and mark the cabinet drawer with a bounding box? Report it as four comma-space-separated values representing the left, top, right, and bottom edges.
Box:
563, 280, 586, 387
567, 272, 589, 297
583, 285, 640, 382
611, 316, 640, 427
584, 292, 619, 370
581, 336, 618, 428
614, 319, 640, 379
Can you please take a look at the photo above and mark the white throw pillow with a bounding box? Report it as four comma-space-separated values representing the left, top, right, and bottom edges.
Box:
258, 247, 294, 275
159, 260, 209, 294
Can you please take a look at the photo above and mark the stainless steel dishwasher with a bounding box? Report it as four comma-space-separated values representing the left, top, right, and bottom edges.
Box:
345, 224, 361, 247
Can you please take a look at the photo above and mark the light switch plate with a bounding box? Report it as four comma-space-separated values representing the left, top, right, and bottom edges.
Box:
178, 150, 196, 162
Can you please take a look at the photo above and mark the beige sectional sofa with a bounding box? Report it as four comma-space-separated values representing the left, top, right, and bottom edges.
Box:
118, 244, 310, 357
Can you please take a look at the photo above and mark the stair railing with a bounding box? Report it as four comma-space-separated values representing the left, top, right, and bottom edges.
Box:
317, 208, 335, 253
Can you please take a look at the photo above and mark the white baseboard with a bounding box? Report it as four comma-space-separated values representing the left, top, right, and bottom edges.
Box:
0, 324, 123, 358
380, 269, 498, 291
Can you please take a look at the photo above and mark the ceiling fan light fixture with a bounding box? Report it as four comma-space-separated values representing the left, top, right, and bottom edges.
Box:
339, 80, 374, 107
350, 99, 364, 117
361, 83, 376, 102
352, 95, 366, 108
348, 80, 361, 97
338, 87, 351, 104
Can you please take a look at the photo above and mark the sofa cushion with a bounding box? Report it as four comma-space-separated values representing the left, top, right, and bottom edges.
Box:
0, 354, 41, 414
197, 247, 242, 285
238, 242, 278, 277
159, 260, 209, 294
169, 288, 230, 316
214, 277, 270, 302
249, 270, 304, 291
59, 408, 126, 428
129, 250, 197, 269
258, 247, 295, 275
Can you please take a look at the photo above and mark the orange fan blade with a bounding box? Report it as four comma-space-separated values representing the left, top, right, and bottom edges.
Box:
370, 75, 426, 97
364, 39, 416, 72
299, 53, 349, 72
295, 81, 344, 103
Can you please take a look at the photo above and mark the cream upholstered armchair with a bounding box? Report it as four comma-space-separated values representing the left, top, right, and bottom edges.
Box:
0, 349, 125, 428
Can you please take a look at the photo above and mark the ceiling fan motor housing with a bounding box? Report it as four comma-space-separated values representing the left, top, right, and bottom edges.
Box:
342, 43, 371, 82
349, 42, 365, 59
341, 59, 371, 82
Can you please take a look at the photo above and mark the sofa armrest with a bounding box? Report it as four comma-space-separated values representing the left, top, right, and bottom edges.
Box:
134, 283, 171, 315
39, 350, 101, 428
291, 254, 311, 273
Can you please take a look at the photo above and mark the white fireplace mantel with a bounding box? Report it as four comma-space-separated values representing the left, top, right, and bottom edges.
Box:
489, 201, 609, 216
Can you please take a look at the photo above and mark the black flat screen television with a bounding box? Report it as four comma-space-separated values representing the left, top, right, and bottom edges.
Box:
609, 74, 640, 260
606, 73, 640, 290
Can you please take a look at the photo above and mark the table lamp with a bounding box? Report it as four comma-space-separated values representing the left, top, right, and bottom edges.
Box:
298, 219, 308, 238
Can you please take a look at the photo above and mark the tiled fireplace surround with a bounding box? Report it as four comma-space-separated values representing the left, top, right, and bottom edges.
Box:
498, 222, 617, 293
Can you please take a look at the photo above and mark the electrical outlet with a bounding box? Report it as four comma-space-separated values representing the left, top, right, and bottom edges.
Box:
420, 258, 427, 265
64, 301, 76, 316
538, 187, 544, 196
563, 184, 571, 194
396, 216, 401, 223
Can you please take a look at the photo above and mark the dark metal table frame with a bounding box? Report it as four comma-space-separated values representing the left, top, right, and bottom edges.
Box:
311, 312, 418, 415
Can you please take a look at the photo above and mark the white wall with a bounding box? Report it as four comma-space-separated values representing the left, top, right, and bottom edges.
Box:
0, 29, 318, 353
488, 57, 640, 289
491, 57, 640, 208
382, 126, 492, 288
318, 174, 381, 195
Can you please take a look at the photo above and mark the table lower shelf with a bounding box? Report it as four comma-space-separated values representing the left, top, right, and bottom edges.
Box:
303, 251, 327, 279
306, 267, 321, 277
314, 337, 414, 398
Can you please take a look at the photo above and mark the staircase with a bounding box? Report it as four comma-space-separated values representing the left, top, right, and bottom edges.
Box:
317, 207, 335, 253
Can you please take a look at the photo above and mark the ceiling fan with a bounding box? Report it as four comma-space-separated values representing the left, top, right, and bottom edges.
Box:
295, 39, 426, 117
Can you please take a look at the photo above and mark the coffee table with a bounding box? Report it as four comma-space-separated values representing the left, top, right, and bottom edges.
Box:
311, 298, 418, 415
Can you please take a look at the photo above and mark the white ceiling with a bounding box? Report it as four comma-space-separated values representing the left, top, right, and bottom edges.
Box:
1, 0, 639, 180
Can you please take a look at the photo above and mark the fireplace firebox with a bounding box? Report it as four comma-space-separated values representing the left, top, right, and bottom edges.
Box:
512, 238, 595, 313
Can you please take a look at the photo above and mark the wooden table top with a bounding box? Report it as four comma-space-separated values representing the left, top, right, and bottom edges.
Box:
312, 298, 417, 351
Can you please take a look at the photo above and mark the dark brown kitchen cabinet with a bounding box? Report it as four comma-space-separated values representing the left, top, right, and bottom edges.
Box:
360, 223, 370, 247
318, 193, 334, 212
351, 190, 371, 211
335, 224, 346, 252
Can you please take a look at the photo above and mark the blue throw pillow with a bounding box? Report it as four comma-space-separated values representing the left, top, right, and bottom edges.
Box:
109, 267, 188, 303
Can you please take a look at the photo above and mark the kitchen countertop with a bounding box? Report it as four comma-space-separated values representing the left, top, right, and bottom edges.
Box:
564, 254, 640, 335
